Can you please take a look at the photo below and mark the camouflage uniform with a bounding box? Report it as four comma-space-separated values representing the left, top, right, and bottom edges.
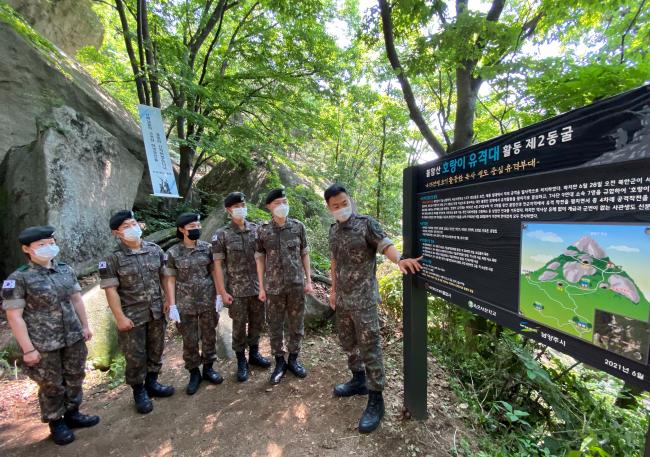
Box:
162, 240, 218, 370
329, 214, 393, 391
255, 218, 309, 356
212, 221, 265, 353
99, 241, 166, 386
2, 262, 88, 422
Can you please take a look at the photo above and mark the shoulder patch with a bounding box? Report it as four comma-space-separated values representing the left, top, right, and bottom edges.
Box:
211, 233, 219, 242
2, 280, 16, 289
98, 260, 107, 269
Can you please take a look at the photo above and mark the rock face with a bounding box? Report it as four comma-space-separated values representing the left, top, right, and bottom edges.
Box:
563, 261, 596, 283
83, 283, 119, 370
609, 274, 640, 304
6, 0, 103, 55
547, 261, 560, 271
0, 106, 144, 276
572, 236, 606, 259
304, 293, 334, 327
539, 270, 558, 282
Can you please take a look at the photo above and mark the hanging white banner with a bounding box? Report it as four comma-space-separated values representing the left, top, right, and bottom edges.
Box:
138, 104, 180, 198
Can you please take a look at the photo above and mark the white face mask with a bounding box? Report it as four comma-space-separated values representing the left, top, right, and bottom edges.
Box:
273, 204, 289, 218
32, 244, 60, 261
122, 225, 142, 242
332, 206, 352, 222
231, 207, 247, 220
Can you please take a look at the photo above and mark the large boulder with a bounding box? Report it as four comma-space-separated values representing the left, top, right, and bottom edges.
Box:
0, 105, 144, 277
0, 16, 154, 202
6, 0, 104, 55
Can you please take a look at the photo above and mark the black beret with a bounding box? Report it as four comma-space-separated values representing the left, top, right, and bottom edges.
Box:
109, 210, 135, 230
224, 192, 246, 208
18, 225, 56, 245
176, 212, 200, 227
265, 188, 286, 205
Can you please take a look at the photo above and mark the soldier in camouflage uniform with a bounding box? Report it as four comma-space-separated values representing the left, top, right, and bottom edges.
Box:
255, 188, 313, 385
213, 192, 271, 383
99, 210, 174, 414
324, 184, 421, 434
162, 212, 223, 395
2, 226, 99, 445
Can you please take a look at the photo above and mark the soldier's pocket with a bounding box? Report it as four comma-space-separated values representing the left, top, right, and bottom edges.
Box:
117, 263, 139, 287
359, 308, 381, 344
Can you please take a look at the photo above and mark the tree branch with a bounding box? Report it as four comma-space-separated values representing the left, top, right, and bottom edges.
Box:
378, 0, 445, 156
620, 0, 646, 64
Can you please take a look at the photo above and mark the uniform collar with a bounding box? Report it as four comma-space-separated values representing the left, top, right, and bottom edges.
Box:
338, 213, 358, 228
230, 220, 251, 233
28, 260, 57, 272
271, 218, 291, 230
118, 240, 149, 255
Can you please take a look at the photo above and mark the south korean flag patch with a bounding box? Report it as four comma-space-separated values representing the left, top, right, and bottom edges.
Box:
2, 280, 16, 299
211, 233, 219, 242
98, 261, 108, 272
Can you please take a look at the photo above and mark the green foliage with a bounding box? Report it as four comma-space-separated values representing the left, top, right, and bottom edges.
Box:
135, 199, 200, 236
108, 354, 126, 388
428, 300, 650, 456
378, 263, 403, 320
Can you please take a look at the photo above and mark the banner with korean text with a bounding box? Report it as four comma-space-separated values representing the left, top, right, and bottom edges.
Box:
138, 104, 180, 198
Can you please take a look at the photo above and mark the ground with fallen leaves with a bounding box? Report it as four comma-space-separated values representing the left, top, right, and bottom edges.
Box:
0, 320, 477, 457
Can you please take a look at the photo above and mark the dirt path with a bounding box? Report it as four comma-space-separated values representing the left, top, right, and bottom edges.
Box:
0, 330, 475, 457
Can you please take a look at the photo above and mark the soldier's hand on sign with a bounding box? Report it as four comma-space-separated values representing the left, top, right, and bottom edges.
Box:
397, 256, 423, 275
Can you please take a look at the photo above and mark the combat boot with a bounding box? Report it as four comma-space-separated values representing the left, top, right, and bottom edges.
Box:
49, 417, 75, 445
203, 362, 224, 384
132, 384, 153, 414
64, 408, 100, 428
269, 355, 287, 385
334, 370, 368, 397
287, 353, 307, 378
236, 351, 249, 382
358, 390, 385, 434
249, 345, 271, 368
145, 372, 175, 397
186, 367, 202, 395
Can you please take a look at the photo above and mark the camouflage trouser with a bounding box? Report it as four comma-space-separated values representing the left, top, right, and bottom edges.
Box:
23, 339, 87, 422
229, 295, 265, 353
118, 317, 166, 386
336, 305, 385, 391
177, 309, 219, 370
267, 286, 305, 356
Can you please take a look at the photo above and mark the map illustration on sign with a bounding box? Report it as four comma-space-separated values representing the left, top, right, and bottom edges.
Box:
519, 222, 650, 363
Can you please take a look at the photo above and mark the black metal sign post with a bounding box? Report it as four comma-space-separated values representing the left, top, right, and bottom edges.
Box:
402, 165, 428, 420
401, 86, 650, 453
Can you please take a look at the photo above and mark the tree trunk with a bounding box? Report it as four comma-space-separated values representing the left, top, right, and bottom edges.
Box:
450, 67, 480, 152
178, 144, 195, 201
115, 0, 146, 104
376, 115, 386, 218
140, 0, 161, 108
378, 0, 446, 156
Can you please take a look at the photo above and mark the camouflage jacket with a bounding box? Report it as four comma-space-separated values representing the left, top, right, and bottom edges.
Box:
255, 218, 309, 295
212, 221, 259, 298
329, 214, 393, 310
162, 240, 216, 314
2, 261, 84, 352
99, 240, 164, 326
